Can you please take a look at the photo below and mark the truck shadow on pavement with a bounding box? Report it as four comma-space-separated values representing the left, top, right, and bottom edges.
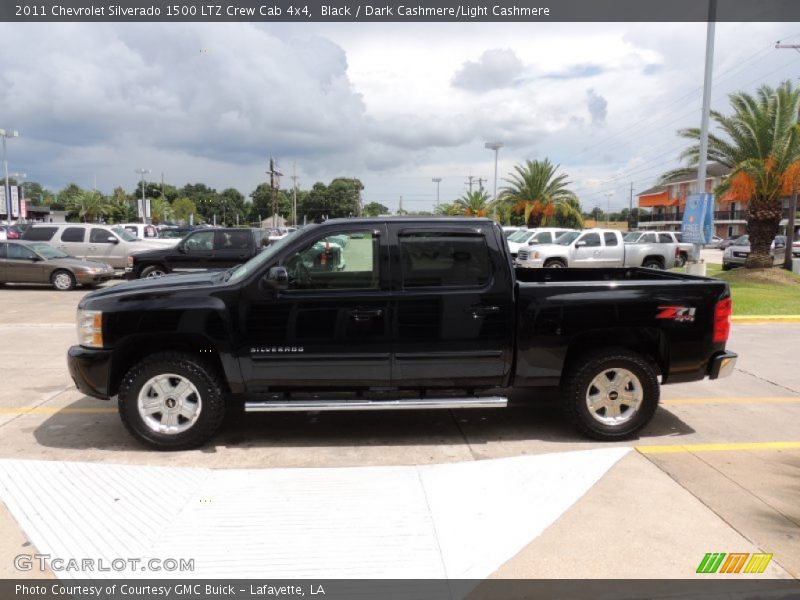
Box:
31, 393, 695, 454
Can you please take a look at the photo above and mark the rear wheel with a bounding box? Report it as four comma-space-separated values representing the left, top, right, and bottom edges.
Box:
544, 259, 567, 268
562, 348, 659, 440
642, 258, 664, 269
675, 253, 687, 268
140, 265, 168, 279
51, 270, 76, 291
118, 352, 227, 450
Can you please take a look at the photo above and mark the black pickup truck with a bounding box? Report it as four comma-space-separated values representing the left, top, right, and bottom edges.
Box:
126, 227, 267, 278
68, 218, 737, 450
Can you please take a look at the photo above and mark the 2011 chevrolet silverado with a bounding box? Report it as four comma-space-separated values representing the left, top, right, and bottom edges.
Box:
67, 218, 737, 450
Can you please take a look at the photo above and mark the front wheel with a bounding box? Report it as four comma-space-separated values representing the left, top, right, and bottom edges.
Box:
562, 349, 659, 440
118, 352, 227, 450
140, 265, 169, 279
51, 270, 76, 291
544, 259, 567, 268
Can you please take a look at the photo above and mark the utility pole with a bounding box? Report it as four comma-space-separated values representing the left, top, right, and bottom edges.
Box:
134, 168, 150, 224
776, 42, 800, 270
477, 177, 488, 192
465, 175, 476, 193
290, 164, 299, 227
604, 192, 613, 225
267, 156, 282, 228
353, 177, 361, 217
398, 195, 403, 214
629, 182, 634, 229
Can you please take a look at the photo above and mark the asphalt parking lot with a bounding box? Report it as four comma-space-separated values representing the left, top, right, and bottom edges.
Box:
0, 281, 798, 580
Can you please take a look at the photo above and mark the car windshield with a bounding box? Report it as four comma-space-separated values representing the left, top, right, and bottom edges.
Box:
733, 235, 749, 246
556, 231, 581, 245
623, 232, 642, 243
507, 230, 530, 242
226, 233, 297, 283
111, 226, 138, 242
30, 243, 69, 259
159, 229, 190, 238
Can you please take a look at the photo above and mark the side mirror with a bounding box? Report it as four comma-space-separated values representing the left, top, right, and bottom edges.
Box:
177, 243, 186, 254
30, 255, 42, 262
575, 240, 587, 247
107, 236, 119, 244
264, 266, 289, 290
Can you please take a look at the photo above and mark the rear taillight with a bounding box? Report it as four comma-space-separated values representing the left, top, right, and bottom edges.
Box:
713, 297, 732, 343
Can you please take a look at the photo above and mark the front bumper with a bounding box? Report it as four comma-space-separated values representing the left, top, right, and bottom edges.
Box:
515, 258, 544, 269
708, 351, 737, 379
67, 345, 114, 399
75, 271, 114, 284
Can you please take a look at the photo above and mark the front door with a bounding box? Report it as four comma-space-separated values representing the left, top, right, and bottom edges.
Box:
86, 228, 121, 264
171, 230, 215, 270
390, 226, 513, 388
238, 226, 391, 391
572, 231, 603, 266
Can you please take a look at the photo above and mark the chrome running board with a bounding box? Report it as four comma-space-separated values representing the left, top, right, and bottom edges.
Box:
244, 396, 508, 412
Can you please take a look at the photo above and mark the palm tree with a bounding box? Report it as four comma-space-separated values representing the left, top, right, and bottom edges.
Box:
434, 202, 459, 216
149, 195, 174, 225
500, 159, 582, 228
66, 190, 108, 223
664, 81, 800, 268
453, 190, 490, 217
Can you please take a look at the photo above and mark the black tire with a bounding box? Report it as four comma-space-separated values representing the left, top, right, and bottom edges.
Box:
562, 348, 659, 441
51, 270, 76, 291
642, 258, 664, 269
544, 258, 567, 268
140, 264, 169, 279
118, 352, 227, 450
722, 263, 732, 271
675, 253, 687, 268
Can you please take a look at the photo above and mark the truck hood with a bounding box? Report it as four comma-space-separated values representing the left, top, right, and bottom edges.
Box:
82, 271, 222, 302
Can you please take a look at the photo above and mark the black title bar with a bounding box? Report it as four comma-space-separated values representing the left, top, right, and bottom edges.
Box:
2, 0, 800, 22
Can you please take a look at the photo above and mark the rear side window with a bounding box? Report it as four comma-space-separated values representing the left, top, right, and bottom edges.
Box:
61, 227, 86, 243
658, 233, 673, 243
604, 232, 619, 246
399, 231, 491, 288
123, 226, 138, 236
673, 232, 683, 242
215, 230, 252, 250
90, 228, 116, 243
22, 226, 57, 241
144, 225, 158, 238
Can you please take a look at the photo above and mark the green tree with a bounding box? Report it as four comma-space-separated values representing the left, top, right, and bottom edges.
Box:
56, 183, 84, 211
216, 188, 247, 226
434, 202, 460, 216
249, 184, 292, 224
149, 196, 174, 225
454, 190, 490, 216
362, 201, 389, 217
298, 178, 364, 221
105, 186, 135, 223
499, 159, 582, 228
664, 81, 800, 268
172, 197, 197, 224
67, 190, 107, 223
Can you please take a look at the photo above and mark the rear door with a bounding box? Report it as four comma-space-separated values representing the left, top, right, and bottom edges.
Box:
600, 231, 624, 266
0, 243, 6, 282
213, 230, 254, 268
57, 226, 89, 259
390, 224, 514, 387
5, 243, 43, 283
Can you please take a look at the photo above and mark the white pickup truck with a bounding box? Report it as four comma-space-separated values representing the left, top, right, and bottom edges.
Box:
515, 229, 679, 269
624, 230, 694, 267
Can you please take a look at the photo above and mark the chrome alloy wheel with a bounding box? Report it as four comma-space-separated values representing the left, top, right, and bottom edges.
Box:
585, 367, 643, 426
53, 272, 74, 290
145, 269, 166, 278
137, 373, 202, 434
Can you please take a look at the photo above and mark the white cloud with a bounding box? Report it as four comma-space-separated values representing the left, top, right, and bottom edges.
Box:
451, 49, 524, 92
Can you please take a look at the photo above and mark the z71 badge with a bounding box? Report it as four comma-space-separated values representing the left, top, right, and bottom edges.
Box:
656, 306, 696, 322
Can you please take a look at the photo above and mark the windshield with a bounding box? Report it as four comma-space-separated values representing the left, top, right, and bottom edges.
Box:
159, 229, 190, 239
733, 235, 749, 246
30, 243, 69, 259
556, 231, 581, 245
623, 232, 642, 242
227, 233, 297, 283
111, 226, 138, 242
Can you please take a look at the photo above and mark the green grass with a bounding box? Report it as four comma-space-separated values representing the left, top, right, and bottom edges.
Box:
672, 263, 800, 315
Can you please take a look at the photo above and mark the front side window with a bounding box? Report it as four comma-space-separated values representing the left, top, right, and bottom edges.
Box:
399, 231, 491, 288
530, 232, 552, 244
8, 243, 37, 260
90, 228, 117, 244
184, 231, 215, 252
284, 230, 378, 290
577, 233, 601, 247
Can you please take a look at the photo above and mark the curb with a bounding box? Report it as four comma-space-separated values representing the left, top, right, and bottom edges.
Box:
732, 315, 800, 324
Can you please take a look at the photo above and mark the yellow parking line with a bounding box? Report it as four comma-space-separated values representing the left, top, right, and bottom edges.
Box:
732, 315, 800, 324
0, 407, 116, 415
662, 396, 800, 406
637, 441, 800, 454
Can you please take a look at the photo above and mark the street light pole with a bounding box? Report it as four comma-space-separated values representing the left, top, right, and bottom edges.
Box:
135, 168, 151, 224
1, 129, 20, 223
604, 192, 613, 225
484, 142, 504, 220
431, 177, 442, 210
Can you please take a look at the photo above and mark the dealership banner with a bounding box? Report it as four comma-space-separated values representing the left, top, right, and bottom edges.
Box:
682, 193, 714, 245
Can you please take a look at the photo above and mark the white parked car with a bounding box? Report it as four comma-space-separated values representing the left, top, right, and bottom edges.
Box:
507, 228, 575, 259
516, 229, 679, 269
120, 223, 179, 247
624, 230, 694, 267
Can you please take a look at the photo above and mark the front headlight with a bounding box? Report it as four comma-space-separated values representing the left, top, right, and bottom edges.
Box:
77, 310, 103, 348
533, 251, 541, 259
723, 248, 732, 257
127, 255, 134, 268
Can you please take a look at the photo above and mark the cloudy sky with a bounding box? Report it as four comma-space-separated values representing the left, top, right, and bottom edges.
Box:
2, 21, 800, 213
